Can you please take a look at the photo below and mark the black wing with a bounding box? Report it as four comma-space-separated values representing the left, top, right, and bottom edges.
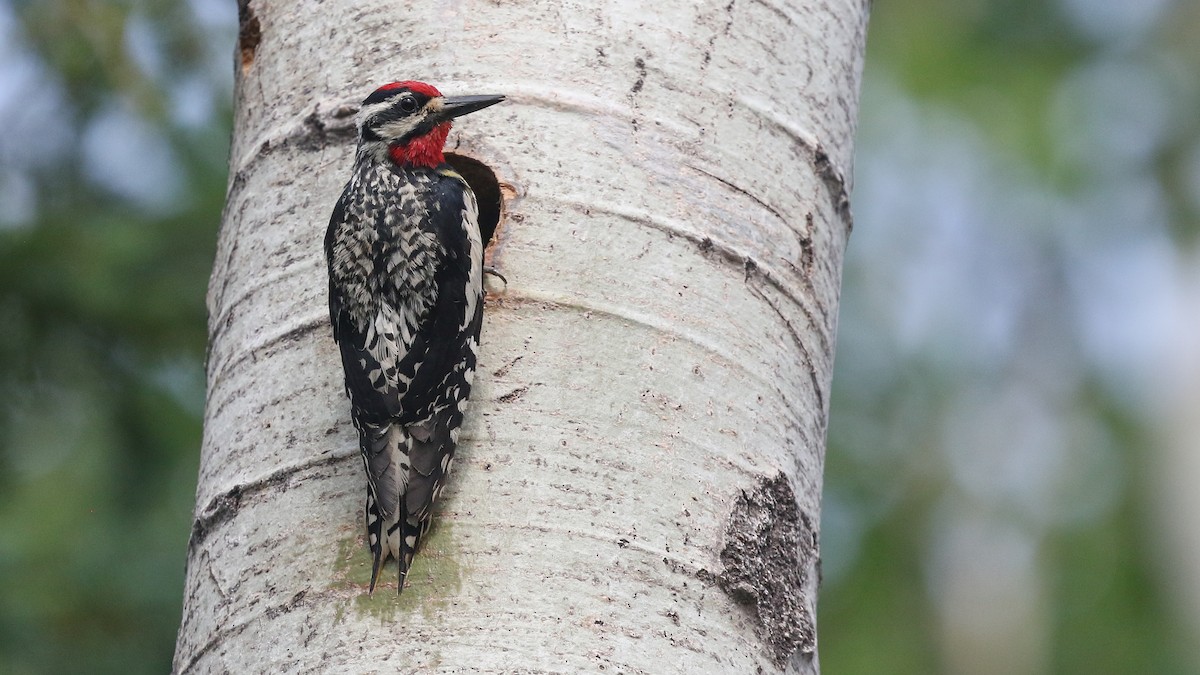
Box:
399, 169, 483, 520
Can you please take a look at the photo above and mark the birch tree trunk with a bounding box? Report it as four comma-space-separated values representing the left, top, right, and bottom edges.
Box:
174, 0, 867, 672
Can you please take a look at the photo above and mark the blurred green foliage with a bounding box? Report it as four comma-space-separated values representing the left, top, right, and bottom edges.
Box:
0, 0, 231, 671
820, 0, 1200, 673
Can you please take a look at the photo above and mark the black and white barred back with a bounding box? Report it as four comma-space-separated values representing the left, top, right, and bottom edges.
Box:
325, 151, 483, 592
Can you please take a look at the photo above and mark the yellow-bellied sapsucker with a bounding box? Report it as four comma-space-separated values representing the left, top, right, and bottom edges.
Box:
325, 81, 504, 593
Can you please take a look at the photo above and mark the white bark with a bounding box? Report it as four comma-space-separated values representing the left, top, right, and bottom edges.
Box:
175, 0, 867, 672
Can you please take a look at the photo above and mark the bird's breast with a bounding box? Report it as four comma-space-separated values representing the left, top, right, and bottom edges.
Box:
333, 165, 444, 330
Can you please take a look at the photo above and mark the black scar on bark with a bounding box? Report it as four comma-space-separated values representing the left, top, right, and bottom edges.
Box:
704, 472, 818, 668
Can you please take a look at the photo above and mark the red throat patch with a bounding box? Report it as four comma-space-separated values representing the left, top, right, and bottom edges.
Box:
388, 122, 451, 168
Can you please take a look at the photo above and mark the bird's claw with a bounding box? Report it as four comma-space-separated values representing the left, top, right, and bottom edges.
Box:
484, 265, 508, 288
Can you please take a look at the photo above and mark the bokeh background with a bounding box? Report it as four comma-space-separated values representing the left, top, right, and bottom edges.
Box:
1, 0, 1198, 673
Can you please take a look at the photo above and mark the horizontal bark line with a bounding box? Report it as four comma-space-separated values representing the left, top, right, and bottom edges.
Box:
208, 255, 323, 351
188, 449, 356, 553
556, 197, 836, 356
206, 313, 328, 396
678, 162, 834, 325
462, 424, 818, 507
225, 101, 358, 195
685, 163, 797, 243
735, 94, 855, 233
176, 587, 321, 674
485, 288, 817, 399
479, 291, 822, 447
751, 284, 827, 419
416, 513, 821, 603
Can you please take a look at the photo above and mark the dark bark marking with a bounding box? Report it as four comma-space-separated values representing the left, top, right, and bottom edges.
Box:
295, 108, 358, 150
188, 452, 350, 552
707, 473, 817, 667
800, 213, 815, 274
812, 143, 853, 232
631, 57, 647, 93
264, 590, 308, 619
237, 0, 261, 73
496, 385, 529, 404
750, 284, 826, 416
177, 589, 324, 673
492, 354, 524, 378
205, 316, 328, 413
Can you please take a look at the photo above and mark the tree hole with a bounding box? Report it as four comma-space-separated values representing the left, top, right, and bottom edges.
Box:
445, 153, 502, 246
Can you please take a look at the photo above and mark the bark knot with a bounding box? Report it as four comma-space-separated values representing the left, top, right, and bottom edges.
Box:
709, 472, 817, 667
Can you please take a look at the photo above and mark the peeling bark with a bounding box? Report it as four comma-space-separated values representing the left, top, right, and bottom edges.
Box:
175, 0, 868, 672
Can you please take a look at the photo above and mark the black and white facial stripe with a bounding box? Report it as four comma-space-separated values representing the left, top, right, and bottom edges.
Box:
358, 88, 444, 145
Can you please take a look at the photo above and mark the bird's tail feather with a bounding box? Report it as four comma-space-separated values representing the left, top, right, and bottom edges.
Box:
397, 507, 416, 593
361, 421, 410, 593
365, 492, 386, 593
362, 417, 461, 594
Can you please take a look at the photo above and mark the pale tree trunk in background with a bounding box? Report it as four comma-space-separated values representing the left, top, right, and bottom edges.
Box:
174, 0, 867, 672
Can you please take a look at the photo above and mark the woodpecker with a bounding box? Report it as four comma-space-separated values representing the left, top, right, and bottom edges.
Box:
325, 81, 504, 593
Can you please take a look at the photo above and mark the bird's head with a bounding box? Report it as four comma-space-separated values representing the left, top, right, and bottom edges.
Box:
356, 81, 505, 169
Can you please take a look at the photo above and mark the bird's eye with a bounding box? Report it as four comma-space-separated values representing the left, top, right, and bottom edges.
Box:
398, 95, 418, 113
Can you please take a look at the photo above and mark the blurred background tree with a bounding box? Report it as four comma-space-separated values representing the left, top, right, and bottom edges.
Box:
0, 0, 234, 672
0, 0, 1197, 673
819, 1, 1200, 674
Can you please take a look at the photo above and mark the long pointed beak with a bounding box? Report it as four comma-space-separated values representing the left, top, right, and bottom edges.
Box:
438, 94, 506, 121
